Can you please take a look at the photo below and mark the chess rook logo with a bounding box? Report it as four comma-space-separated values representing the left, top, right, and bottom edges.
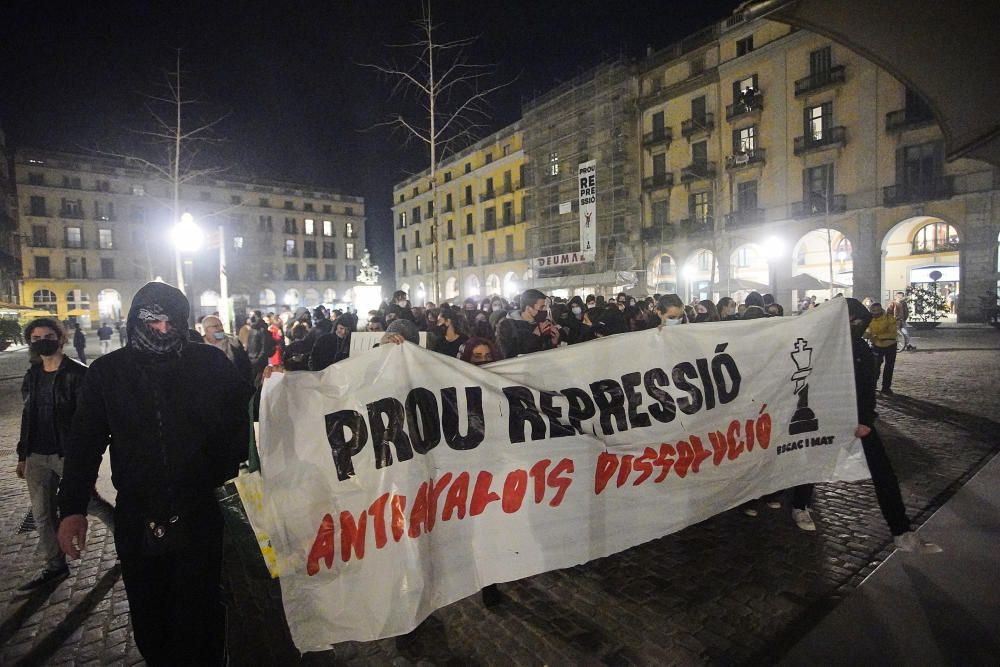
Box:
789, 337, 819, 435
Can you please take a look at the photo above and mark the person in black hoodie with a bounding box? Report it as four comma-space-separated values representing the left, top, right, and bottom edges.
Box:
57, 282, 253, 666
787, 299, 941, 553
496, 289, 559, 359
245, 310, 274, 386
309, 312, 358, 370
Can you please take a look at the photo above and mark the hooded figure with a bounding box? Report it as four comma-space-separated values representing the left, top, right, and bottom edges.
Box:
57, 281, 254, 665
309, 312, 358, 370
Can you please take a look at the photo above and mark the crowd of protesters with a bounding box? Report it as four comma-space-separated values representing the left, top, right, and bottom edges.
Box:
12, 280, 937, 665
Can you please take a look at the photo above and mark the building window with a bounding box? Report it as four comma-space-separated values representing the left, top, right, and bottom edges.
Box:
652, 153, 667, 177
33, 288, 57, 310
810, 46, 832, 76
412, 186, 419, 197
65, 227, 83, 249
659, 255, 673, 275
691, 95, 707, 123
696, 250, 711, 271
101, 258, 115, 279
62, 176, 82, 188
737, 180, 758, 211
692, 140, 708, 165
805, 102, 832, 140
505, 234, 514, 258
32, 225, 48, 247
911, 223, 959, 254
412, 206, 421, 224
285, 264, 299, 280
259, 197, 270, 207
346, 222, 355, 237
259, 215, 273, 232
323, 241, 337, 259
323, 204, 333, 213
502, 201, 514, 226
415, 255, 423, 271
96, 180, 111, 192
465, 185, 473, 205
485, 152, 493, 164
283, 217, 297, 234
304, 240, 317, 258
346, 242, 355, 259
426, 201, 434, 218
29, 172, 44, 185
446, 219, 454, 238
503, 144, 511, 156
305, 264, 318, 281
98, 229, 113, 249
735, 247, 752, 268
445, 193, 453, 211
34, 257, 51, 279
323, 219, 334, 236
30, 196, 47, 216
467, 243, 475, 265
346, 265, 357, 281
653, 200, 668, 226
304, 218, 315, 235
484, 207, 496, 230
900, 141, 943, 191
66, 257, 87, 279
447, 247, 455, 268
736, 35, 754, 56
401, 258, 407, 275
304, 203, 314, 212
485, 177, 494, 196
689, 191, 712, 223
60, 198, 83, 217
465, 162, 472, 174
466, 214, 474, 235
284, 200, 294, 210
444, 172, 452, 183
285, 239, 297, 257
803, 164, 834, 211
733, 125, 757, 153
233, 236, 245, 249
549, 151, 560, 176
325, 265, 337, 281
835, 237, 853, 261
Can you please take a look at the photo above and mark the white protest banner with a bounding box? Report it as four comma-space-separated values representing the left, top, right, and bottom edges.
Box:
578, 159, 596, 259
243, 299, 868, 651
349, 331, 429, 357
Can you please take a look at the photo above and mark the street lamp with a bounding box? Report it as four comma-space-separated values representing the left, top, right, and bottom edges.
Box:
763, 236, 785, 298
172, 212, 203, 295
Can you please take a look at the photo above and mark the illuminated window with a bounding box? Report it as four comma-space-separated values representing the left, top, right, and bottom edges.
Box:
549, 151, 559, 176
346, 242, 355, 260
911, 223, 959, 254
323, 219, 333, 236
304, 218, 315, 235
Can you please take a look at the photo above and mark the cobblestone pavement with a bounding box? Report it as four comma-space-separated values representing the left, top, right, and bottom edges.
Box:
1, 326, 998, 666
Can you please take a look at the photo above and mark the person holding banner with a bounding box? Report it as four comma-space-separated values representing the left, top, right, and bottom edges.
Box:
790, 299, 941, 553
432, 305, 470, 359
496, 288, 559, 358
57, 281, 254, 665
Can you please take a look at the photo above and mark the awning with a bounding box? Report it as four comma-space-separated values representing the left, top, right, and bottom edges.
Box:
742, 0, 1000, 166
786, 272, 849, 291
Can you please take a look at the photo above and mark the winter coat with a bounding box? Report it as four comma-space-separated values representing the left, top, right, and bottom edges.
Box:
73, 329, 86, 350
16, 356, 88, 460
866, 314, 898, 349
245, 320, 274, 370
496, 312, 555, 359
58, 282, 253, 556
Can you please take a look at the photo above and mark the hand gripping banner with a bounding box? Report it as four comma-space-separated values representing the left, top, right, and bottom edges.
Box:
238, 299, 868, 650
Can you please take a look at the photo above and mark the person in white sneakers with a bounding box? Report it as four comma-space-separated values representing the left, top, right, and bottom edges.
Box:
790, 299, 941, 553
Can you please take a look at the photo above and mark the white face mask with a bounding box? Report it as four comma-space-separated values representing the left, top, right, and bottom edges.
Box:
664, 317, 683, 326
571, 306, 582, 316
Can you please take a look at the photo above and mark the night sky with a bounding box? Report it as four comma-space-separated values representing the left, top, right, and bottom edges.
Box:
0, 0, 741, 275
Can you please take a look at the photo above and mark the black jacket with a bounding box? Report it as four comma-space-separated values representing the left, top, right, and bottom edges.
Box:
17, 356, 88, 461
58, 282, 254, 537
245, 320, 273, 369
496, 315, 554, 359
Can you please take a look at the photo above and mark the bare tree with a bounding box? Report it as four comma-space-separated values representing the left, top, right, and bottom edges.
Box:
95, 50, 229, 293
361, 1, 513, 302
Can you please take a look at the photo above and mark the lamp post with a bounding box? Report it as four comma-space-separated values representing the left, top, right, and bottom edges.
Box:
171, 212, 203, 296
764, 235, 785, 300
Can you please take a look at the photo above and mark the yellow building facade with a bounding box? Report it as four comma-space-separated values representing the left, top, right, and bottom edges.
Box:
393, 125, 530, 305
636, 15, 998, 319
15, 150, 367, 326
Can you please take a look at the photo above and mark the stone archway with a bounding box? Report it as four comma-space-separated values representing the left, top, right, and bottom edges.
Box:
647, 252, 677, 294
791, 228, 855, 301
679, 249, 718, 302
881, 215, 960, 312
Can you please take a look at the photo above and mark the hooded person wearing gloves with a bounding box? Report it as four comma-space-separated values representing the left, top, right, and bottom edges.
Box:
57, 282, 254, 666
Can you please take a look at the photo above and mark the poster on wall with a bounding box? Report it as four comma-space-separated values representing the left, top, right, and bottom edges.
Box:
578, 160, 597, 260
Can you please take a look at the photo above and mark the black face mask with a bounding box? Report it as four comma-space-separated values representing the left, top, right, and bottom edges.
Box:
30, 340, 61, 357
533, 309, 548, 324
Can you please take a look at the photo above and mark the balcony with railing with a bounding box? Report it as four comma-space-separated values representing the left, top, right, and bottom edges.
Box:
793, 126, 847, 156
725, 148, 766, 170
479, 190, 496, 203
442, 202, 454, 213
885, 108, 936, 133
640, 224, 676, 243
27, 238, 53, 248
794, 65, 846, 97
642, 172, 675, 191
791, 194, 847, 217
679, 217, 713, 235
726, 91, 764, 121
642, 127, 673, 149
882, 176, 955, 207
59, 208, 85, 220
680, 161, 717, 183
681, 113, 715, 139
483, 219, 497, 232
724, 208, 764, 228
63, 240, 88, 249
